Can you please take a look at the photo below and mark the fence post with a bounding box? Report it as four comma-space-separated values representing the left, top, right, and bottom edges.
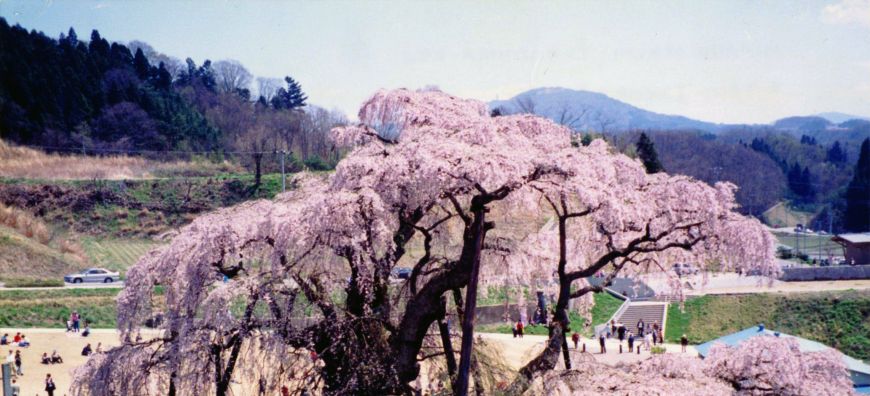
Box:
2, 362, 12, 396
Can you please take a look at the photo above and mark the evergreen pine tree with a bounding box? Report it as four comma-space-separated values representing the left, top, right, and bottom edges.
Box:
283, 76, 307, 108
800, 166, 814, 201
844, 139, 870, 231
827, 141, 847, 165
271, 76, 308, 110
152, 62, 172, 90
133, 48, 151, 80
635, 132, 664, 174
788, 163, 802, 196
67, 27, 78, 45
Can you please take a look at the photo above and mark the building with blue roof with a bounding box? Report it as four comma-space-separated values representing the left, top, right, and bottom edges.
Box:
696, 325, 870, 391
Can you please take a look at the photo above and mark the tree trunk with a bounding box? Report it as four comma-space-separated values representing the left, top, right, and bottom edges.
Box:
438, 295, 458, 376
454, 204, 487, 396
253, 154, 263, 188
508, 324, 564, 393
509, 214, 573, 393
561, 328, 571, 370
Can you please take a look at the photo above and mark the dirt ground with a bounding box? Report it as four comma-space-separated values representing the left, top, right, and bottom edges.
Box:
478, 332, 697, 370
0, 330, 695, 395
0, 328, 121, 396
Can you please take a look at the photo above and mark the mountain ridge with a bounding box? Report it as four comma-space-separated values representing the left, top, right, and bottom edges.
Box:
489, 87, 868, 133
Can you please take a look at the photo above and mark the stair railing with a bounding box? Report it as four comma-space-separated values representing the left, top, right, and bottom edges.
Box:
593, 288, 630, 338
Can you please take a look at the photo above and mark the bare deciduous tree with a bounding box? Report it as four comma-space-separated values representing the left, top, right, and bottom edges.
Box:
513, 96, 536, 114
213, 60, 253, 94
554, 102, 588, 131
256, 77, 282, 102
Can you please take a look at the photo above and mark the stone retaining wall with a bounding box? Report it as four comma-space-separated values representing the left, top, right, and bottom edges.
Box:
780, 265, 870, 281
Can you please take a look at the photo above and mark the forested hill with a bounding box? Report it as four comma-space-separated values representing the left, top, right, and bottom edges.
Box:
0, 18, 218, 151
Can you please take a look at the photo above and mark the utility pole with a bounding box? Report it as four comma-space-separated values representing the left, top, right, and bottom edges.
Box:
817, 222, 821, 263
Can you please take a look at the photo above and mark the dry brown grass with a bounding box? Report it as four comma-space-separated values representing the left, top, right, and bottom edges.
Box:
0, 203, 50, 244
0, 139, 240, 180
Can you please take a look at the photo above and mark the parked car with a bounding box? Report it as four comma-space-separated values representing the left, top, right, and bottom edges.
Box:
64, 268, 120, 284
672, 263, 699, 276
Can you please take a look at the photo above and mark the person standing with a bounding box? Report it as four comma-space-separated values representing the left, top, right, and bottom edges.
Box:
516, 320, 524, 338
644, 331, 652, 351
5, 350, 14, 376
627, 331, 635, 353
617, 323, 626, 344
14, 350, 22, 376
71, 311, 80, 333
571, 332, 580, 350
637, 319, 645, 336
598, 333, 606, 354
10, 378, 19, 396
45, 373, 56, 396
681, 334, 688, 352
610, 320, 616, 338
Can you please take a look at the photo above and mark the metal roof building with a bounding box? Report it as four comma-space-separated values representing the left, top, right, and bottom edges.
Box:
832, 233, 870, 265
695, 325, 870, 392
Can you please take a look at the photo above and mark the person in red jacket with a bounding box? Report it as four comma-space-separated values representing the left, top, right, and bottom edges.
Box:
516, 321, 524, 338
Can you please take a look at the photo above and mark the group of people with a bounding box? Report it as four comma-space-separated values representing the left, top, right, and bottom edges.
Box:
594, 318, 667, 354
1, 332, 31, 347
632, 319, 664, 346
40, 350, 63, 365
81, 342, 102, 356
5, 349, 23, 376
66, 311, 91, 337
512, 320, 525, 338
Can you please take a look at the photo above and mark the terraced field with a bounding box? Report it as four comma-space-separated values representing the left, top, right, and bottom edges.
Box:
81, 238, 161, 273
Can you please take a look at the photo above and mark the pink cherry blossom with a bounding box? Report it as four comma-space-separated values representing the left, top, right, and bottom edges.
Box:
73, 88, 784, 396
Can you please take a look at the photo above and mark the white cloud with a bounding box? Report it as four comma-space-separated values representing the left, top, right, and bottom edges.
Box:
822, 0, 870, 28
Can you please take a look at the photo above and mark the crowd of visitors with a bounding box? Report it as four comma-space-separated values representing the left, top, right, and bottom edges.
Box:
0, 310, 95, 395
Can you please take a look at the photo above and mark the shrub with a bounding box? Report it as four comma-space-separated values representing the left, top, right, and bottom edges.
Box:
651, 346, 667, 354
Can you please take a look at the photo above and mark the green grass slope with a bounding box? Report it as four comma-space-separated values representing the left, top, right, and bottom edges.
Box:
81, 237, 160, 272
666, 290, 870, 361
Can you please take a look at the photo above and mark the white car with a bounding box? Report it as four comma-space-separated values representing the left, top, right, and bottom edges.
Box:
672, 263, 699, 276
64, 268, 121, 284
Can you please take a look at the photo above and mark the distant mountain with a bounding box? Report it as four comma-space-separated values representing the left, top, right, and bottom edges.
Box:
767, 115, 870, 145
772, 116, 831, 131
489, 87, 722, 132
816, 112, 870, 124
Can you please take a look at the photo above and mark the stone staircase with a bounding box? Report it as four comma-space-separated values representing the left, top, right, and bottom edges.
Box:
614, 301, 668, 335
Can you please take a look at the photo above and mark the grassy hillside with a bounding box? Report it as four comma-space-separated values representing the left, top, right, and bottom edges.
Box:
762, 201, 815, 228
0, 225, 85, 285
0, 288, 131, 328
666, 290, 870, 361
0, 173, 287, 238
81, 237, 160, 272
0, 139, 241, 180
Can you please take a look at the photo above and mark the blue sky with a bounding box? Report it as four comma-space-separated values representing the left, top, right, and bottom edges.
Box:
1, 0, 869, 123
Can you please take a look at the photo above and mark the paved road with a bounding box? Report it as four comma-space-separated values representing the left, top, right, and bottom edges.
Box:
0, 281, 125, 291
640, 272, 870, 296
